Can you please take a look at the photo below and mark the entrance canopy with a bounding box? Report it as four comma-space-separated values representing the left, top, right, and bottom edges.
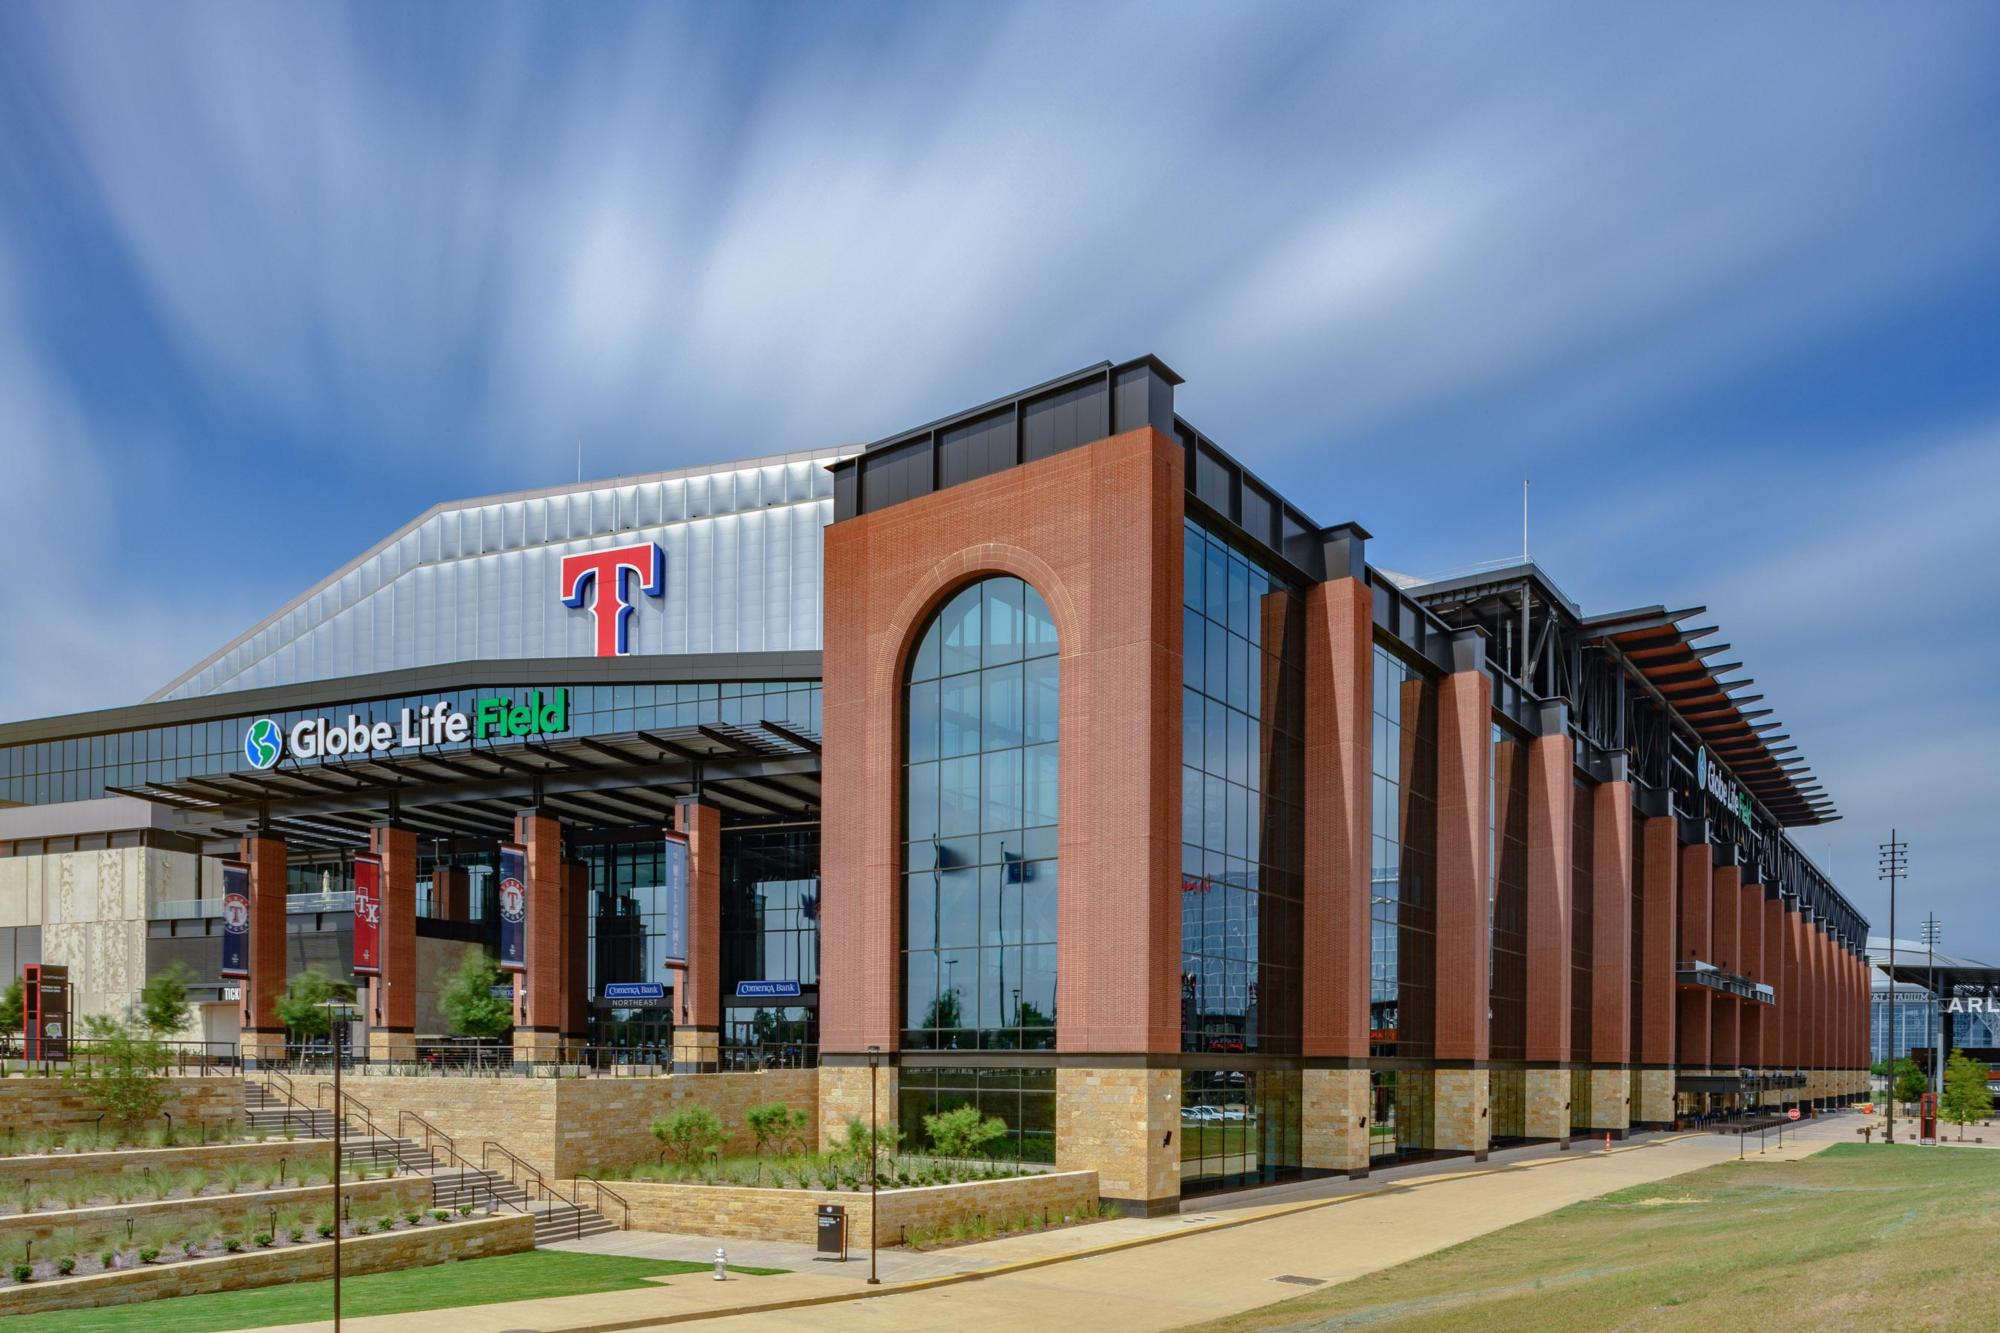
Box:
115, 720, 820, 853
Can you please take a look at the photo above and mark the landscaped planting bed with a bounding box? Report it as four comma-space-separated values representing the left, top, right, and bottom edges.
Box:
0, 1174, 430, 1248
0, 1212, 534, 1317
0, 1117, 287, 1160
0, 1182, 485, 1292
0, 1138, 351, 1191
0, 1150, 413, 1215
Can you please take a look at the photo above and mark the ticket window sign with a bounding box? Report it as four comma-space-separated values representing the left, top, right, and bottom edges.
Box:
23, 963, 70, 1061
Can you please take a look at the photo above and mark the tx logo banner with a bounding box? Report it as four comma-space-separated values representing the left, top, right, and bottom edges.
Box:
560, 541, 665, 656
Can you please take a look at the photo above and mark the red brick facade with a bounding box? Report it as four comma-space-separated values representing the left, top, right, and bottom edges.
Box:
1302, 575, 1372, 1060
1590, 780, 1633, 1066
819, 426, 1186, 1057
369, 825, 417, 1033
1433, 660, 1492, 1064
1524, 730, 1572, 1063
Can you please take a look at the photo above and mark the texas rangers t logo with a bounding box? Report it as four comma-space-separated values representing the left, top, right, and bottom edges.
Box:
559, 542, 664, 656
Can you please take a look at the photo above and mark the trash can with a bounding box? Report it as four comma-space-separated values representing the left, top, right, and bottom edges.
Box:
816, 1203, 847, 1260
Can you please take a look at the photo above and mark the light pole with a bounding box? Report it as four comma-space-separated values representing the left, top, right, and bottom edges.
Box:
866, 1044, 881, 1286
1879, 833, 1907, 1143
321, 998, 357, 1332
1923, 914, 1942, 1090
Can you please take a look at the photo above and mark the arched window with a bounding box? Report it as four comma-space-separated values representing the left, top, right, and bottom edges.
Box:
902, 576, 1058, 1050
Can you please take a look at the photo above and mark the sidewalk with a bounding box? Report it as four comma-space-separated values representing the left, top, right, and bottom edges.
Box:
248, 1113, 1855, 1333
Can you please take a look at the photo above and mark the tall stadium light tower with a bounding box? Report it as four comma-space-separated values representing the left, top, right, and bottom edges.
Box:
1879, 833, 1908, 1143
1923, 914, 1943, 1086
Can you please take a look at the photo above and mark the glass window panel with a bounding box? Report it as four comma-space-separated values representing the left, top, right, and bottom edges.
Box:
906, 953, 938, 1028
939, 584, 983, 676
907, 680, 940, 763
939, 757, 980, 836
983, 578, 1024, 666
981, 748, 1022, 832
907, 872, 938, 950
937, 868, 978, 949
939, 673, 981, 757
1024, 744, 1058, 828
982, 662, 1023, 751
906, 761, 940, 844
911, 621, 941, 681
1183, 607, 1205, 691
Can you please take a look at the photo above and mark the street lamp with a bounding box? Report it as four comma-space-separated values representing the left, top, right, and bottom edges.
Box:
866, 1044, 881, 1287
1879, 833, 1907, 1144
320, 997, 358, 1332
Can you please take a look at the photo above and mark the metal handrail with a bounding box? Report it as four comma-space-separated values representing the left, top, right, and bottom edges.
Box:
480, 1141, 568, 1210
253, 1069, 323, 1140
571, 1173, 630, 1230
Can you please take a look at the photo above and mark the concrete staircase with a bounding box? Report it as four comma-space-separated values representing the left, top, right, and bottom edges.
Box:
242, 1079, 617, 1245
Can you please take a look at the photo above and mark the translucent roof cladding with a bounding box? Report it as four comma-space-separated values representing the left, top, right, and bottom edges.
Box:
152, 449, 851, 701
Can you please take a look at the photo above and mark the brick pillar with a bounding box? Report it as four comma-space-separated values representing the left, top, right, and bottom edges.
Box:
563, 860, 590, 1055
1522, 707, 1571, 1142
1676, 839, 1712, 1073
1302, 540, 1372, 1177
1589, 777, 1633, 1132
1434, 630, 1491, 1158
240, 834, 289, 1066
1773, 911, 1789, 1080
1810, 924, 1828, 1102
367, 825, 418, 1063
672, 801, 723, 1071
1710, 863, 1741, 1074
513, 812, 565, 1066
1739, 877, 1765, 1084
1634, 814, 1678, 1125
1785, 911, 1805, 1073
434, 866, 469, 923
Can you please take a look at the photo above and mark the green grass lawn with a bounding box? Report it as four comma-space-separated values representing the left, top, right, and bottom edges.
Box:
5, 1249, 787, 1333
1197, 1143, 2000, 1331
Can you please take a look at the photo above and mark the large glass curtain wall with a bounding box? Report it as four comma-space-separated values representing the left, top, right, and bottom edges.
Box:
1370, 647, 1438, 1059
900, 1067, 1055, 1164
902, 576, 1059, 1051
1181, 1069, 1302, 1193
1179, 519, 1305, 1057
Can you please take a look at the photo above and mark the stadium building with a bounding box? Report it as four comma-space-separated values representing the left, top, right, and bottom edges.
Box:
0, 357, 1871, 1212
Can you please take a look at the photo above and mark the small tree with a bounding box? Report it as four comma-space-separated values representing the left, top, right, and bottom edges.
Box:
652, 1106, 726, 1166
839, 1114, 903, 1174
137, 962, 195, 1037
439, 952, 514, 1040
274, 968, 355, 1042
1892, 1057, 1929, 1115
0, 976, 22, 1036
79, 1014, 170, 1129
745, 1101, 808, 1159
1941, 1049, 1995, 1140
923, 1103, 1008, 1160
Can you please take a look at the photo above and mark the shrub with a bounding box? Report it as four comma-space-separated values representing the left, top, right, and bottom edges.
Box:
222, 1237, 242, 1253
56, 1256, 76, 1276
430, 1209, 449, 1223
377, 1215, 397, 1231
77, 1014, 171, 1130
289, 1228, 307, 1244
652, 1106, 727, 1165
138, 1248, 160, 1264
10, 1263, 30, 1283
254, 1232, 273, 1248
317, 1221, 336, 1239
746, 1102, 810, 1159
923, 1104, 1008, 1160
352, 1221, 371, 1235
182, 1239, 202, 1258
456, 1205, 473, 1217
99, 1251, 116, 1270
405, 1211, 421, 1226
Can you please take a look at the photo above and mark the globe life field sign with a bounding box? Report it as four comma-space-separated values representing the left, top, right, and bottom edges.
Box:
243, 690, 570, 767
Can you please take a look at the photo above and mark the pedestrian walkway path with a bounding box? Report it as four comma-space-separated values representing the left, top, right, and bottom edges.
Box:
245, 1112, 1857, 1333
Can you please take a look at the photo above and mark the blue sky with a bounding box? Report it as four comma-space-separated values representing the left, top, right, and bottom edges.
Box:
0, 3, 1995, 953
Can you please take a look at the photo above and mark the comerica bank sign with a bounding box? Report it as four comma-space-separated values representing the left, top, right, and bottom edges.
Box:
243, 690, 571, 769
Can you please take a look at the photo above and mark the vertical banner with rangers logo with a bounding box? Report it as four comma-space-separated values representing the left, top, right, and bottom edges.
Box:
219, 860, 251, 979
660, 828, 689, 969
498, 844, 527, 973
352, 854, 382, 976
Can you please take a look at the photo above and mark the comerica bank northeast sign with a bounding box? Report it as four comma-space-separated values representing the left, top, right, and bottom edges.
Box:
243, 690, 571, 769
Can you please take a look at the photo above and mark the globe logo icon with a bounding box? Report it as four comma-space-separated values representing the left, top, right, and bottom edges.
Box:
244, 718, 283, 770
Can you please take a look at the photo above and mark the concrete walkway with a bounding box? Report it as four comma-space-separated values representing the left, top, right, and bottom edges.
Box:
247, 1113, 1857, 1333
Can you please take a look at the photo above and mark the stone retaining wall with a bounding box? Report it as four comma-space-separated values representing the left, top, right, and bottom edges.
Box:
349, 1068, 819, 1178
1, 1076, 244, 1135
0, 1176, 430, 1246
0, 1138, 337, 1189
582, 1169, 1097, 1249
0, 1212, 534, 1318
